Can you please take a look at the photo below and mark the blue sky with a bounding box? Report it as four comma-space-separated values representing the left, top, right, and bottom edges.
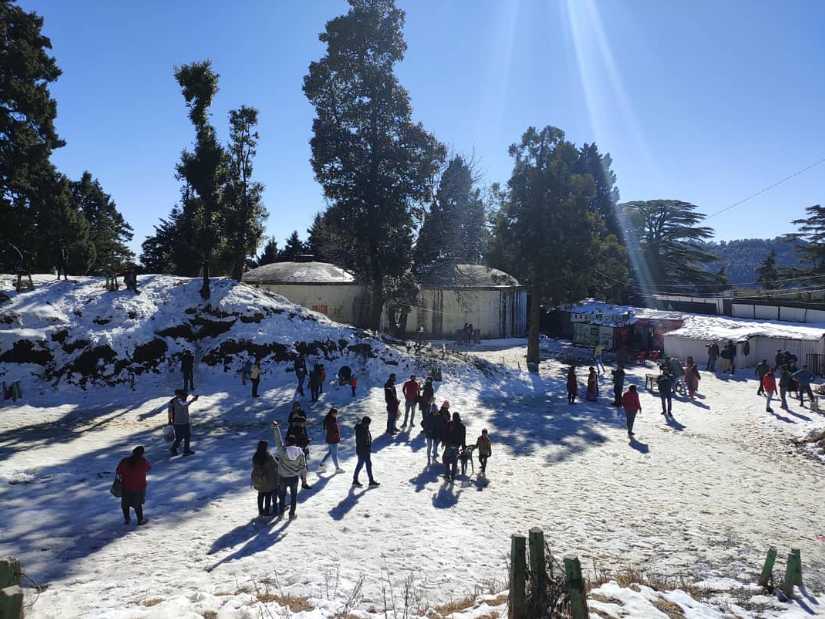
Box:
26, 0, 825, 254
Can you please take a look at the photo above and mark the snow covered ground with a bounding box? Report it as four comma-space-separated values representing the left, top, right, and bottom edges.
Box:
1, 279, 824, 617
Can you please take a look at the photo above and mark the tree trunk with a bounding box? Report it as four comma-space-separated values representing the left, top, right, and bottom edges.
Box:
526, 286, 541, 368
200, 261, 210, 299
368, 281, 384, 331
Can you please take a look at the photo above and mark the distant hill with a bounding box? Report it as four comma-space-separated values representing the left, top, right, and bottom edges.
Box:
701, 237, 806, 286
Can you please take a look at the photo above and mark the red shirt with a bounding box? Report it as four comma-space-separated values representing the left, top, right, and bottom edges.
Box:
116, 457, 151, 492
402, 380, 420, 401
621, 390, 641, 413
762, 373, 777, 393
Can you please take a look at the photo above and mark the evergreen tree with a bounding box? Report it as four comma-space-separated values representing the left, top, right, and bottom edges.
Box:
70, 172, 134, 274
304, 0, 445, 329
790, 204, 825, 276
414, 155, 487, 275
0, 0, 64, 272
140, 208, 180, 274
756, 249, 780, 289
222, 106, 267, 280
620, 199, 720, 294
174, 60, 226, 298
279, 230, 305, 261
255, 237, 279, 267
488, 126, 604, 365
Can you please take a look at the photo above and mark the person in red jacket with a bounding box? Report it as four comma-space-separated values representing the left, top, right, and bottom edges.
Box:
762, 367, 778, 413
621, 385, 642, 438
401, 375, 421, 429
319, 408, 344, 473
116, 446, 151, 525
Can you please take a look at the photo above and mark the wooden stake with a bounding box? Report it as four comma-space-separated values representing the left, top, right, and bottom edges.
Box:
0, 584, 23, 619
0, 558, 21, 588
783, 549, 802, 598
509, 535, 527, 619
528, 528, 547, 612
758, 547, 777, 588
564, 555, 589, 619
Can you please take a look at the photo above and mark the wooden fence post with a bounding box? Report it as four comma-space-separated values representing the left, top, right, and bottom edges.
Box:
509, 535, 527, 619
564, 555, 589, 619
758, 547, 777, 588
783, 549, 802, 598
528, 528, 546, 612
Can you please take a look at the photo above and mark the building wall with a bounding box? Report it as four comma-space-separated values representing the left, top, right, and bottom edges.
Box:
404, 287, 527, 339
249, 283, 369, 328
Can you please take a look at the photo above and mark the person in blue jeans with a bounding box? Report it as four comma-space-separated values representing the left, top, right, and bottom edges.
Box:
271, 422, 307, 521
319, 408, 344, 473
657, 370, 673, 418
168, 390, 198, 455
352, 416, 380, 488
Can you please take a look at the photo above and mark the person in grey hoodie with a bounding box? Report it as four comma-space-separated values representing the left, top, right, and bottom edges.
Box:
271, 421, 307, 520
168, 389, 199, 456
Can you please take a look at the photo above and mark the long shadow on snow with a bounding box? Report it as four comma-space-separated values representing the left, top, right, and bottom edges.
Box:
206, 518, 291, 572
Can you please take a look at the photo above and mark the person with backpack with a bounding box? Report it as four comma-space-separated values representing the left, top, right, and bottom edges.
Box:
435, 401, 451, 450
251, 441, 278, 517
352, 416, 379, 488
181, 350, 195, 391
294, 354, 307, 397
401, 375, 420, 429
779, 366, 793, 410
762, 368, 778, 413
288, 403, 312, 489
271, 422, 306, 521
621, 385, 642, 438
443, 412, 467, 481
319, 408, 344, 473
116, 446, 151, 525
566, 366, 578, 404
420, 377, 434, 413
657, 370, 673, 418
476, 429, 492, 475
611, 365, 625, 407
168, 389, 199, 456
250, 360, 262, 398
755, 360, 770, 396
421, 401, 440, 463
793, 365, 816, 406
384, 373, 399, 435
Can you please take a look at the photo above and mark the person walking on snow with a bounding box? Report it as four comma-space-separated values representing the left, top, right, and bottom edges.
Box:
384, 373, 400, 435
420, 377, 434, 413
271, 422, 306, 521
294, 354, 307, 397
779, 366, 793, 410
352, 416, 379, 488
251, 440, 278, 516
657, 371, 673, 418
593, 344, 606, 375
566, 366, 578, 404
476, 429, 492, 475
444, 412, 467, 482
181, 350, 195, 391
287, 403, 312, 489
169, 389, 198, 456
755, 360, 770, 396
621, 385, 642, 438
762, 368, 778, 413
611, 365, 625, 406
421, 402, 440, 463
792, 365, 815, 406
685, 357, 700, 399
309, 364, 322, 402
319, 408, 344, 473
706, 342, 719, 371
241, 358, 252, 386
401, 375, 420, 428
435, 401, 451, 456
727, 341, 737, 374
250, 360, 262, 398
586, 367, 598, 402
116, 446, 151, 525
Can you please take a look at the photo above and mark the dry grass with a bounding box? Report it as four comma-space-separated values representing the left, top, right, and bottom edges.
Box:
590, 567, 703, 600
652, 597, 687, 619
255, 591, 314, 613
201, 612, 218, 619
141, 598, 163, 607
430, 592, 507, 618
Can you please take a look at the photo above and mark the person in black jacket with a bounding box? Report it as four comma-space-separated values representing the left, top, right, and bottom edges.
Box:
420, 377, 435, 413
181, 350, 195, 391
352, 416, 379, 488
294, 355, 307, 397
611, 366, 625, 407
443, 412, 466, 481
288, 403, 312, 489
384, 373, 399, 435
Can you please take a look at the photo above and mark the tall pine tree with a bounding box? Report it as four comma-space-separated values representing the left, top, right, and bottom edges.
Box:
756, 249, 780, 289
222, 106, 266, 280
304, 0, 445, 329
255, 237, 279, 267
790, 204, 825, 278
279, 231, 305, 261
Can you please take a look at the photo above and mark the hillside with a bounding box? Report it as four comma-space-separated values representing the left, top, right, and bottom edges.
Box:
701, 237, 805, 286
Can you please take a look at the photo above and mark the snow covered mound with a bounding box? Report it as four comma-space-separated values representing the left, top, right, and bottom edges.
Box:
0, 275, 402, 390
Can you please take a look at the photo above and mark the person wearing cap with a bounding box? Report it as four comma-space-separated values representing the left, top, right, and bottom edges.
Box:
352, 416, 379, 488
116, 446, 151, 525
401, 375, 420, 429
384, 373, 400, 435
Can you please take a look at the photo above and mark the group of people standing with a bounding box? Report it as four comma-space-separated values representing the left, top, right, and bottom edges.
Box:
756, 350, 816, 413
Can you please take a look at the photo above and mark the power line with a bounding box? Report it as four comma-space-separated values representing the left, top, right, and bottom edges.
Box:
705, 155, 825, 220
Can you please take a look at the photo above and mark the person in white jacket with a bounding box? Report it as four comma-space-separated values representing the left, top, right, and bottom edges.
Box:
272, 421, 307, 520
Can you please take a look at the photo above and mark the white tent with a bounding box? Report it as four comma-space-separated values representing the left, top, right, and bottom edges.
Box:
662, 314, 825, 368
